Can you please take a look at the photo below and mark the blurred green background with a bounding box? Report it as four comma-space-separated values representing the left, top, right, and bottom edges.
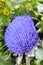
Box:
0, 0, 43, 65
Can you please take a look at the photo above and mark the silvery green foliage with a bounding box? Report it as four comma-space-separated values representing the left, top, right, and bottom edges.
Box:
12, 0, 25, 4
35, 48, 43, 61
37, 4, 43, 12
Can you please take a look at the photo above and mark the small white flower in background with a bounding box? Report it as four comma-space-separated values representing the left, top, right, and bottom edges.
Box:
12, 0, 25, 4
37, 4, 43, 12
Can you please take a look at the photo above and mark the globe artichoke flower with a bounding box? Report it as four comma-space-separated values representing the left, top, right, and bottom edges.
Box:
4, 15, 39, 65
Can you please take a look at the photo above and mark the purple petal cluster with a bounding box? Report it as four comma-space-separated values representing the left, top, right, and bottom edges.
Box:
4, 16, 39, 54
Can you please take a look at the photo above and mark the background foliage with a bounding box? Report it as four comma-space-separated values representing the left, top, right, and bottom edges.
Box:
0, 0, 43, 65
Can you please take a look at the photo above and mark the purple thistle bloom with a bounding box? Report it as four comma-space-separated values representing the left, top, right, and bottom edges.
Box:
4, 15, 39, 55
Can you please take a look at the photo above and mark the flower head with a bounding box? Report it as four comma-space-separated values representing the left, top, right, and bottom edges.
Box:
2, 9, 10, 16
0, 0, 6, 3
4, 16, 39, 55
0, 3, 3, 8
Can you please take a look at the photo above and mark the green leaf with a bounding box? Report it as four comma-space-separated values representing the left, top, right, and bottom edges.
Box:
1, 15, 10, 26
6, 59, 14, 65
0, 52, 3, 57
0, 58, 6, 65
6, 0, 13, 10
36, 21, 43, 32
40, 60, 43, 65
14, 6, 27, 15
0, 42, 3, 48
41, 16, 43, 21
2, 52, 11, 61
0, 58, 14, 65
12, 0, 25, 4
0, 28, 3, 33
30, 60, 36, 65
34, 60, 40, 65
0, 33, 3, 40
38, 0, 43, 2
